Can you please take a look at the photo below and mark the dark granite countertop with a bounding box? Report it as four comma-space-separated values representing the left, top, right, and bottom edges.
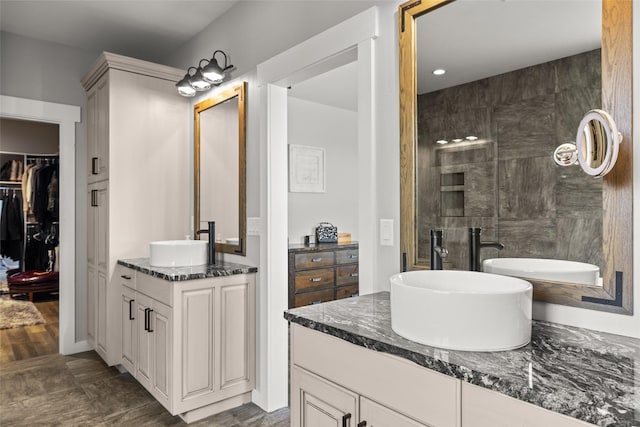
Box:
284, 292, 640, 427
118, 258, 257, 281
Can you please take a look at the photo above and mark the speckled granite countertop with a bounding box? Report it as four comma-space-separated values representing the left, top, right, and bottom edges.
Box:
284, 292, 640, 427
118, 258, 257, 281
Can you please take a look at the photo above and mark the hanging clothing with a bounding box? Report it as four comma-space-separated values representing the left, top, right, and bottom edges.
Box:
0, 191, 24, 260
32, 162, 59, 224
21, 163, 36, 212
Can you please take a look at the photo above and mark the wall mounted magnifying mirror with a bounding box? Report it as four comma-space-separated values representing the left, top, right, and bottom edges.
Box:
576, 109, 623, 177
398, 0, 633, 314
194, 81, 246, 256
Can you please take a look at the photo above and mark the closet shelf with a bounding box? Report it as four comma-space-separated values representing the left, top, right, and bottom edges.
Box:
0, 180, 22, 185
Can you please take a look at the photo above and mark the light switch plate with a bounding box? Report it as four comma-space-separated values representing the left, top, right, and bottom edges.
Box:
380, 219, 393, 246
247, 217, 261, 236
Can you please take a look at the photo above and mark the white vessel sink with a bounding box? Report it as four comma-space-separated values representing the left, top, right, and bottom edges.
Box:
390, 270, 532, 352
482, 258, 600, 286
149, 240, 208, 267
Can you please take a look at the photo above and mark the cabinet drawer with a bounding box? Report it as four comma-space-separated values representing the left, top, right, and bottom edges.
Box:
295, 251, 335, 269
294, 268, 334, 292
335, 249, 358, 264
336, 285, 358, 300
136, 273, 172, 306
336, 265, 359, 286
294, 289, 335, 308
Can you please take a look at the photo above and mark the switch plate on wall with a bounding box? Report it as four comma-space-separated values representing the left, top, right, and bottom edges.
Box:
380, 219, 393, 246
247, 217, 261, 236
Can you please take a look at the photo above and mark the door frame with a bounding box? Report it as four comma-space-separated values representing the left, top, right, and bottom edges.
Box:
254, 6, 379, 411
0, 94, 89, 355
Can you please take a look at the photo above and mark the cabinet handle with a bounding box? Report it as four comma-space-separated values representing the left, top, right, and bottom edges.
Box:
92, 157, 98, 175
147, 309, 154, 332
349, 254, 358, 259
311, 257, 322, 262
342, 413, 352, 427
121, 275, 132, 280
144, 308, 149, 331
357, 422, 367, 427
310, 277, 322, 282
128, 299, 135, 320
91, 189, 98, 207
350, 273, 359, 277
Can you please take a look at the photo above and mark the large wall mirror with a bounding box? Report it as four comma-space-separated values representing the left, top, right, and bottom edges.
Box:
194, 81, 247, 256
399, 0, 633, 314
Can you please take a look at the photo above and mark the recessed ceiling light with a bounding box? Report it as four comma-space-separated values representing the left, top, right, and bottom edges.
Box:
436, 139, 448, 145
452, 138, 464, 143
465, 136, 478, 141
432, 69, 446, 76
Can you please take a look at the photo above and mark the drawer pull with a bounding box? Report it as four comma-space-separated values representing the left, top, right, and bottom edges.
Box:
350, 273, 359, 277
342, 413, 352, 427
311, 257, 322, 262
121, 275, 132, 280
310, 277, 322, 282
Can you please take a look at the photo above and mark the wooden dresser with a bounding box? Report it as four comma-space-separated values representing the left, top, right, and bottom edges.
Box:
288, 242, 359, 308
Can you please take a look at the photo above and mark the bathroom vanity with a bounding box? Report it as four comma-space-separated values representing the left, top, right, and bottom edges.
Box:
285, 293, 640, 427
117, 258, 257, 423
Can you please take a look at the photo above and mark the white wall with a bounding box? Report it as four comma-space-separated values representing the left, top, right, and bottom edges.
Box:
0, 31, 99, 342
287, 97, 358, 244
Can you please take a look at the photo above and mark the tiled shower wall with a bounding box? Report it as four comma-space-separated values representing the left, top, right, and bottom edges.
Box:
417, 49, 603, 270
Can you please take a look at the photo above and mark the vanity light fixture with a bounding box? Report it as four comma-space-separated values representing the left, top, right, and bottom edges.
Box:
433, 68, 446, 75
176, 50, 235, 97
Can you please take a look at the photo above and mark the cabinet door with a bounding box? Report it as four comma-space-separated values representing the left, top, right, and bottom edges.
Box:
95, 182, 108, 271
86, 86, 98, 182
95, 76, 109, 181
96, 270, 108, 359
150, 299, 172, 408
292, 367, 358, 427
121, 284, 136, 374
86, 264, 97, 347
360, 397, 429, 427
135, 293, 153, 391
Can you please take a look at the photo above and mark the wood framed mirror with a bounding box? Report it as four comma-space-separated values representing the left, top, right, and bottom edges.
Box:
194, 81, 247, 256
399, 0, 633, 314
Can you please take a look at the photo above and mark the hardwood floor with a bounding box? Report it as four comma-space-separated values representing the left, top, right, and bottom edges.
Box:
0, 294, 59, 363
0, 294, 291, 425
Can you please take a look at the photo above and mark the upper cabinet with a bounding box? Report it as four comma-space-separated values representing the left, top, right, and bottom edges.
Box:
82, 52, 190, 365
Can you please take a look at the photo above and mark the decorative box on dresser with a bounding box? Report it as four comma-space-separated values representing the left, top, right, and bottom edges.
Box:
82, 52, 189, 366
288, 242, 359, 308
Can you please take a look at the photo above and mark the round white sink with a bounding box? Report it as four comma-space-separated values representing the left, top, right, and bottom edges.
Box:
482, 258, 600, 286
390, 270, 532, 352
149, 240, 208, 267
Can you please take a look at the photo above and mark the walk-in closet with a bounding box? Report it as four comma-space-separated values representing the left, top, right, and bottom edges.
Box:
0, 117, 60, 362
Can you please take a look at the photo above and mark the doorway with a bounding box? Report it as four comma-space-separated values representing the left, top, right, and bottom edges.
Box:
0, 95, 84, 356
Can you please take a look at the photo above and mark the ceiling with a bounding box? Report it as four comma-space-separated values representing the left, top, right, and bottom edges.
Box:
0, 1, 238, 61
418, 0, 601, 94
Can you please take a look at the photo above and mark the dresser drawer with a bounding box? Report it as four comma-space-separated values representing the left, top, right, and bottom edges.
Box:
336, 285, 358, 300
295, 251, 335, 269
336, 265, 359, 286
294, 288, 335, 308
294, 268, 335, 292
336, 249, 358, 264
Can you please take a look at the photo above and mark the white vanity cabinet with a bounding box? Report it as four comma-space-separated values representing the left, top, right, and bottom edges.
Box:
291, 323, 597, 427
118, 265, 256, 423
82, 52, 189, 366
291, 324, 460, 427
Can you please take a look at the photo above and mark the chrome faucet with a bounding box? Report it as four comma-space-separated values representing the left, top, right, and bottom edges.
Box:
430, 229, 448, 270
196, 221, 216, 265
468, 227, 504, 272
